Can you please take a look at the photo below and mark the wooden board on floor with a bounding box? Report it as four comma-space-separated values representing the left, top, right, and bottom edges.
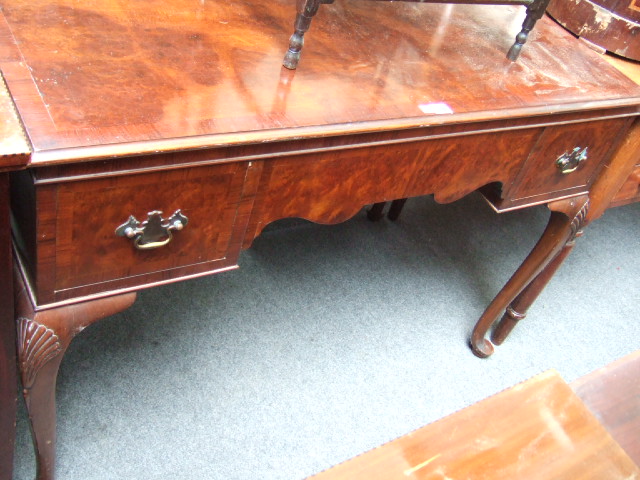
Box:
572, 350, 640, 466
309, 370, 639, 479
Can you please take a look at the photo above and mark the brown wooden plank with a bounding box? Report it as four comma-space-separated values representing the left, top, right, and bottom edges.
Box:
310, 370, 640, 479
571, 351, 640, 466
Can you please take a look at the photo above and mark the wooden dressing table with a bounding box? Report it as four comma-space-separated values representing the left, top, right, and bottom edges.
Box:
1, 1, 640, 478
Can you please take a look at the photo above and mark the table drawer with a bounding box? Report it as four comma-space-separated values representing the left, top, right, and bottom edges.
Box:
14, 162, 250, 304
500, 117, 631, 208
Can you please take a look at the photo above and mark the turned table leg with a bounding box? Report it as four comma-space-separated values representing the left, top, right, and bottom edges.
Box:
14, 274, 136, 480
470, 195, 589, 358
387, 198, 407, 221
506, 0, 551, 61
367, 198, 407, 222
283, 0, 333, 69
367, 202, 386, 221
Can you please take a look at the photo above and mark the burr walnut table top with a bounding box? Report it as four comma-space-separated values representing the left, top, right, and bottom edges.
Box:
0, 0, 639, 164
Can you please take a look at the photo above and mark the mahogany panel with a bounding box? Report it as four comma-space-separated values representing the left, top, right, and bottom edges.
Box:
0, 0, 638, 161
24, 162, 252, 304
310, 370, 639, 479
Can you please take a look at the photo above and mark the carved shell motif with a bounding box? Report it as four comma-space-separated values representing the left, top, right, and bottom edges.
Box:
17, 318, 62, 389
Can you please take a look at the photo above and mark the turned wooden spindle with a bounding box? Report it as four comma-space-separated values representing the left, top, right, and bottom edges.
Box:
284, 0, 552, 69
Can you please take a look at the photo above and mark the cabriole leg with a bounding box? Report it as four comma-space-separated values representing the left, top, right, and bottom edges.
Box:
15, 272, 136, 480
490, 239, 576, 345
470, 195, 589, 358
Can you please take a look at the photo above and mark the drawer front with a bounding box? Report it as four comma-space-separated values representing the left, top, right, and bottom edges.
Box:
505, 118, 631, 206
40, 162, 249, 302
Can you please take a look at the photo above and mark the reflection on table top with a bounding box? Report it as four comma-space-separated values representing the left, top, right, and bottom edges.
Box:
0, 0, 638, 162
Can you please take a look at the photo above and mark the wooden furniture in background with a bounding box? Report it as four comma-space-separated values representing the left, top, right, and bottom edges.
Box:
1, 1, 640, 478
309, 369, 640, 479
0, 75, 31, 480
547, 0, 640, 61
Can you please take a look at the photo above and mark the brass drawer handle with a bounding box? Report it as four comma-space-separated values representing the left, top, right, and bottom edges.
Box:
556, 147, 588, 174
115, 210, 188, 250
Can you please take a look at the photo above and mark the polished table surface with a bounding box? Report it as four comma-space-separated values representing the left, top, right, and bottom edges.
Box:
0, 0, 639, 160
2, 1, 640, 479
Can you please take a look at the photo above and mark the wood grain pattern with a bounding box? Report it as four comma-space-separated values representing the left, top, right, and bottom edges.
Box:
310, 370, 640, 479
244, 128, 540, 245
572, 351, 640, 466
0, 0, 638, 162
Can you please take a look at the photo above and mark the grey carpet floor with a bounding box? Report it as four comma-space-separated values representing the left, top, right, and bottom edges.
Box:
12, 193, 640, 480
